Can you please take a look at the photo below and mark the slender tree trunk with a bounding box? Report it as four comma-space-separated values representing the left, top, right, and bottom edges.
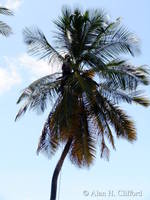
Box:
50, 138, 72, 200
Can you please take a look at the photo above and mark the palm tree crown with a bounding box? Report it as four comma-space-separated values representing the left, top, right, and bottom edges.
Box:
0, 7, 13, 36
16, 7, 149, 167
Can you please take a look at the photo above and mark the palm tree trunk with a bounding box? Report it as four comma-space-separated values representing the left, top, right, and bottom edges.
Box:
50, 138, 72, 200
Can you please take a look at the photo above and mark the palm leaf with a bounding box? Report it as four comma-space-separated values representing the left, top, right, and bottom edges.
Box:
37, 111, 59, 157
82, 92, 114, 160
95, 93, 137, 141
69, 100, 96, 167
0, 21, 12, 36
99, 83, 150, 106
0, 7, 13, 16
15, 73, 61, 121
96, 24, 140, 61
83, 56, 149, 90
23, 27, 64, 63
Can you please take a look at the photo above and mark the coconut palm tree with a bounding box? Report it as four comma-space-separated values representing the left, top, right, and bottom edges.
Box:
16, 7, 149, 200
0, 7, 13, 36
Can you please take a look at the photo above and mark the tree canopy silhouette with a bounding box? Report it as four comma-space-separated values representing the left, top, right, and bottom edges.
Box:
16, 7, 150, 200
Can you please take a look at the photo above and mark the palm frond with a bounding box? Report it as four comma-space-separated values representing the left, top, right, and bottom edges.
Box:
82, 92, 114, 160
89, 22, 116, 51
95, 93, 137, 142
15, 73, 61, 121
95, 24, 140, 61
70, 132, 96, 167
49, 87, 79, 138
23, 27, 64, 63
84, 56, 149, 90
0, 7, 13, 16
0, 21, 12, 36
54, 8, 109, 61
37, 94, 64, 156
54, 7, 72, 50
99, 83, 150, 106
69, 100, 96, 167
132, 95, 150, 107
100, 137, 110, 161
37, 111, 59, 157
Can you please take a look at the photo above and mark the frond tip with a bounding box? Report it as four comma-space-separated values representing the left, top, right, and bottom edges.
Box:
133, 95, 150, 107
0, 7, 13, 16
37, 114, 59, 157
0, 21, 12, 36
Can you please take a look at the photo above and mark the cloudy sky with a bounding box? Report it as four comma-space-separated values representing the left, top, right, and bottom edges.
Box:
0, 0, 150, 200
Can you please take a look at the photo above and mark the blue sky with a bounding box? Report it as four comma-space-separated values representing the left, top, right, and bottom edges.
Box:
0, 0, 150, 200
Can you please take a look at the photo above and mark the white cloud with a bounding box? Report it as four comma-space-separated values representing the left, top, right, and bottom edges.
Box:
0, 64, 21, 94
0, 53, 61, 95
19, 54, 61, 80
4, 0, 22, 11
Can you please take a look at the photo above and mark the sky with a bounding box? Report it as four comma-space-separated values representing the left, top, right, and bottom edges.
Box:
0, 0, 150, 200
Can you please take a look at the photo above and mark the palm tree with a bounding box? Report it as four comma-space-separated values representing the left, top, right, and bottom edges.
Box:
0, 7, 13, 36
16, 7, 149, 200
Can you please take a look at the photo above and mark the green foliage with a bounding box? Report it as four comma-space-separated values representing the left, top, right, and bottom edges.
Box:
16, 7, 150, 167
